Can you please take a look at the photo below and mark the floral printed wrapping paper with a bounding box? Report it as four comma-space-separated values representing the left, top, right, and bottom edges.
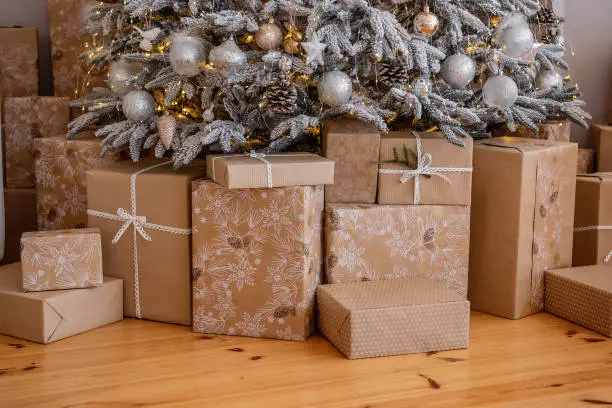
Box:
21, 229, 103, 292
0, 28, 39, 97
3, 97, 70, 188
192, 180, 324, 340
325, 203, 470, 297
33, 134, 120, 231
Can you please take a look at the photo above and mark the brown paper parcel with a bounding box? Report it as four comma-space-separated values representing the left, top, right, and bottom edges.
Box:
317, 278, 470, 359
325, 203, 470, 297
577, 148, 596, 174
21, 228, 103, 292
2, 189, 37, 265
493, 121, 572, 142
0, 27, 38, 97
545, 265, 612, 337
0, 263, 123, 344
207, 152, 334, 189
378, 132, 473, 205
573, 173, 612, 267
87, 160, 204, 325
192, 180, 324, 340
592, 124, 612, 172
323, 119, 380, 203
469, 137, 577, 319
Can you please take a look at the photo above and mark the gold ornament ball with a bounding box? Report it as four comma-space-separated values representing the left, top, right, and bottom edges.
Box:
255, 23, 283, 50
414, 5, 439, 37
283, 37, 301, 54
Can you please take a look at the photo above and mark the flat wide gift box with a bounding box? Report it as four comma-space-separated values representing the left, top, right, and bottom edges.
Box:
325, 203, 470, 297
545, 265, 612, 337
469, 137, 577, 319
323, 119, 380, 204
592, 124, 612, 172
377, 132, 473, 205
2, 189, 37, 265
192, 180, 324, 340
0, 27, 39, 97
573, 173, 612, 266
0, 263, 123, 344
87, 159, 204, 325
206, 152, 334, 189
317, 278, 470, 359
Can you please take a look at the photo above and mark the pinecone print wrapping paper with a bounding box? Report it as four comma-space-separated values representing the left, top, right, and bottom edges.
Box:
192, 180, 324, 340
0, 28, 39, 97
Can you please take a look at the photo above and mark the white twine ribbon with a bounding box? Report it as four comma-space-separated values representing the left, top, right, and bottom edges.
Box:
574, 225, 612, 263
378, 132, 473, 204
87, 161, 192, 319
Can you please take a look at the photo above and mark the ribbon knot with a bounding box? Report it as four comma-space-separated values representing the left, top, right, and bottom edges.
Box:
112, 208, 151, 244
249, 151, 266, 160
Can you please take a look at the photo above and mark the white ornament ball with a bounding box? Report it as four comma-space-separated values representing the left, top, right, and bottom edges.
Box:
410, 76, 432, 96
441, 54, 476, 89
208, 38, 247, 73
255, 23, 283, 50
482, 75, 519, 110
413, 5, 439, 37
318, 71, 353, 107
536, 69, 564, 90
496, 19, 534, 58
169, 35, 205, 77
107, 60, 139, 96
122, 90, 155, 122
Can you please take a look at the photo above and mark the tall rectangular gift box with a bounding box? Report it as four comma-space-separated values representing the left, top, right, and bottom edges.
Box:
469, 137, 577, 319
322, 119, 380, 203
33, 133, 120, 231
87, 159, 204, 325
377, 131, 473, 205
3, 97, 70, 188
325, 203, 470, 297
317, 278, 470, 359
577, 148, 596, 174
573, 173, 612, 266
0, 27, 39, 97
0, 263, 123, 344
592, 124, 612, 172
1, 189, 37, 265
192, 180, 324, 340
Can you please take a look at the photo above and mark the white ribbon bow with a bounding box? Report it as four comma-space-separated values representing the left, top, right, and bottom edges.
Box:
112, 208, 151, 244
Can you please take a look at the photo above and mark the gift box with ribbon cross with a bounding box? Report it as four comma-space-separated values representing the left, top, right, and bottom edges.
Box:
86, 159, 205, 325
377, 132, 473, 205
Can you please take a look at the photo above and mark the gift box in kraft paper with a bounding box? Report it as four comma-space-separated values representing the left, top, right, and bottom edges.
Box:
592, 124, 612, 172
325, 203, 470, 297
377, 132, 473, 205
0, 263, 122, 344
192, 180, 324, 340
87, 159, 204, 325
545, 265, 612, 337
469, 137, 577, 319
0, 27, 38, 97
573, 173, 612, 267
492, 121, 572, 142
317, 278, 470, 359
322, 119, 380, 204
21, 228, 103, 292
1, 189, 38, 265
577, 148, 596, 174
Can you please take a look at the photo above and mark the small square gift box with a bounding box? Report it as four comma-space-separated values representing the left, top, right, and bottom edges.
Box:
21, 229, 103, 292
377, 132, 473, 205
206, 152, 334, 189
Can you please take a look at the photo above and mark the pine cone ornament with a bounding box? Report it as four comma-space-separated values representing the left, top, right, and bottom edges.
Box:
264, 77, 298, 113
378, 61, 409, 87
531, 7, 564, 25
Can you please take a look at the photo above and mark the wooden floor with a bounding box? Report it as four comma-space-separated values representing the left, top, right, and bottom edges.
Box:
1, 312, 611, 407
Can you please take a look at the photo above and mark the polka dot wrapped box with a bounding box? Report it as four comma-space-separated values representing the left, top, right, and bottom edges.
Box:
317, 278, 470, 359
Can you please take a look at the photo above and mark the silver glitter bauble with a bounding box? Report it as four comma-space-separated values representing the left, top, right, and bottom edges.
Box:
413, 5, 439, 37
496, 16, 534, 58
208, 38, 247, 73
122, 90, 155, 122
255, 23, 283, 50
410, 76, 432, 96
107, 61, 139, 96
318, 71, 352, 107
440, 54, 476, 89
536, 69, 564, 90
482, 75, 519, 110
169, 35, 205, 77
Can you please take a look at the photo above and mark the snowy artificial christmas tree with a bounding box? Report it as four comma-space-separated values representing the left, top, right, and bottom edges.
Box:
68, 0, 590, 166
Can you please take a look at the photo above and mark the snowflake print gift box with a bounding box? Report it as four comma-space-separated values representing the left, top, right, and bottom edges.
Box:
192, 180, 324, 340
469, 137, 577, 320
21, 228, 103, 292
0, 27, 38, 97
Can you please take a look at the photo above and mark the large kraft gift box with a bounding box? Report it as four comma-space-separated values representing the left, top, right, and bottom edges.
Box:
0, 27, 39, 97
322, 119, 380, 203
317, 278, 470, 359
492, 121, 571, 142
192, 180, 324, 340
573, 173, 612, 266
377, 132, 473, 205
33, 133, 119, 231
545, 265, 612, 337
0, 263, 123, 344
577, 148, 596, 174
87, 159, 204, 325
2, 189, 37, 265
206, 152, 334, 189
592, 124, 612, 172
325, 203, 470, 297
21, 229, 103, 292
469, 137, 577, 319
3, 97, 70, 188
